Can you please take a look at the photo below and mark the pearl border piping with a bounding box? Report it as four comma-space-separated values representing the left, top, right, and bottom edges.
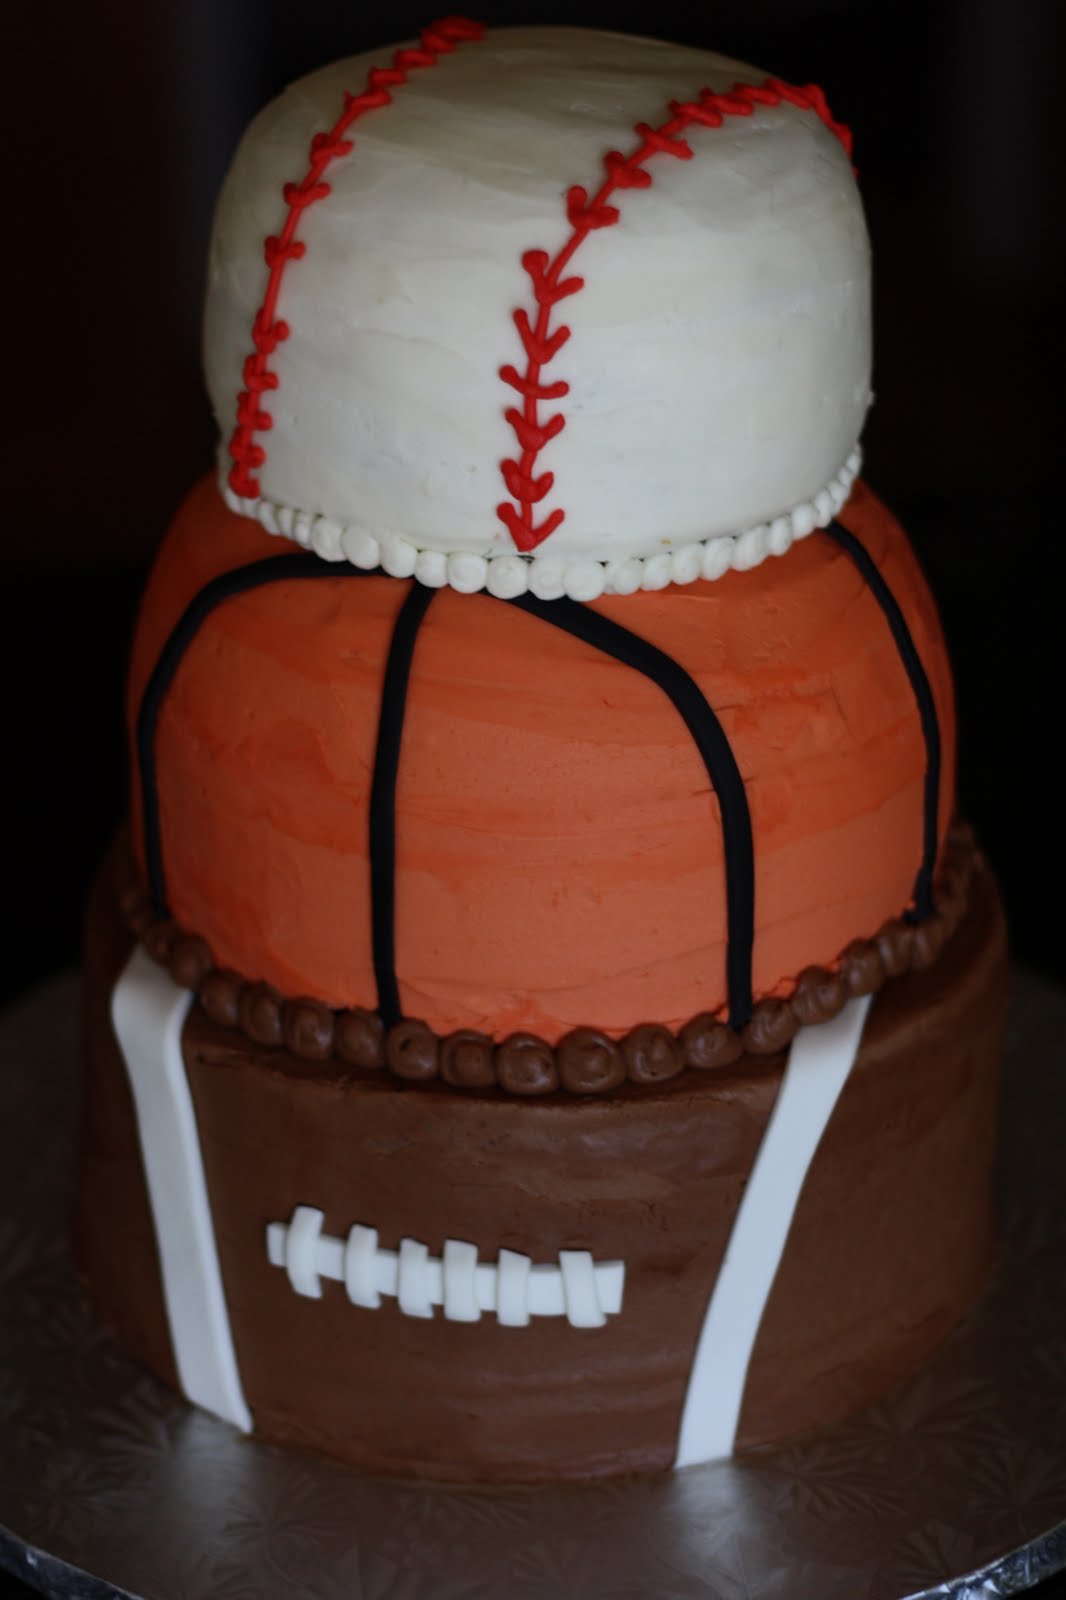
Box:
219, 447, 863, 602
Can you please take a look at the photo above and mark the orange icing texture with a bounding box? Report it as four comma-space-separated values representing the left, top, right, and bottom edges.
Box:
128, 477, 956, 1042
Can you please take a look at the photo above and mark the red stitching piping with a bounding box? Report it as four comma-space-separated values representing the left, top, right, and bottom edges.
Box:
227, 16, 486, 500
496, 77, 854, 553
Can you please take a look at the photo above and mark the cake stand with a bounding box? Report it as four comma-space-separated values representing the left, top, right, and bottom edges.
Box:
1, 968, 1064, 1600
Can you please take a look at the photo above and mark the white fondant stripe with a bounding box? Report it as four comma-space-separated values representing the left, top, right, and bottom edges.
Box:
266, 1209, 625, 1328
111, 946, 252, 1431
343, 1223, 380, 1308
674, 993, 873, 1467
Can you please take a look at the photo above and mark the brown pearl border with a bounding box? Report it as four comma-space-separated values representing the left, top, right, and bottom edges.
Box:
115, 824, 978, 1097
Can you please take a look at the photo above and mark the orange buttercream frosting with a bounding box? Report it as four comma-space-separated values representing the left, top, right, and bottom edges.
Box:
128, 477, 955, 1042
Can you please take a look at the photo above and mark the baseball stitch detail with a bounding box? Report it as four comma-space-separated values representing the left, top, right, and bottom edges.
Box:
496, 77, 854, 553
227, 15, 486, 500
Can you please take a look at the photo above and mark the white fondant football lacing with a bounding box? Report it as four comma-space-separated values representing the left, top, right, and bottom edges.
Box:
221, 448, 861, 603
496, 1248, 531, 1328
343, 1222, 380, 1308
266, 1208, 625, 1328
443, 1238, 481, 1323
284, 1204, 325, 1299
398, 1237, 434, 1318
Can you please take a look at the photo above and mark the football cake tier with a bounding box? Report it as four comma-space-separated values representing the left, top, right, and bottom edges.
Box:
79, 829, 1007, 1481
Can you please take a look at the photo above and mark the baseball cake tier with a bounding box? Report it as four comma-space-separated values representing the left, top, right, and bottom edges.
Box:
78, 20, 1009, 1481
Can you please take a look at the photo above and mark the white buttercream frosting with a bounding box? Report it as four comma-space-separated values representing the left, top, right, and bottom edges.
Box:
206, 25, 871, 584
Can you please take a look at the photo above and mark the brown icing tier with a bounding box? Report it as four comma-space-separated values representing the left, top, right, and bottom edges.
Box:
112, 824, 978, 1095
79, 839, 1008, 1481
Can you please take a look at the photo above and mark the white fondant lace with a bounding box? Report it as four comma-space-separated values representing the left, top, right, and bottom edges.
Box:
266, 1207, 625, 1328
220, 447, 862, 603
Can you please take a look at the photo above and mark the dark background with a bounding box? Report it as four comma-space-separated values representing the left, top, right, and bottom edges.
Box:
1, 3, 1065, 1594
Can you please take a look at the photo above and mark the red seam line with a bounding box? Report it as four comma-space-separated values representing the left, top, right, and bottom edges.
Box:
496, 76, 854, 554
227, 16, 486, 500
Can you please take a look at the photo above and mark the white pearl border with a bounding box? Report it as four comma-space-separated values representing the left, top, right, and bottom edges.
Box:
221, 446, 862, 602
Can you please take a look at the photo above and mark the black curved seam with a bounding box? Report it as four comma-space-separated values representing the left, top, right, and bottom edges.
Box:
134, 554, 379, 918
822, 520, 942, 920
504, 592, 755, 1030
136, 553, 754, 1030
369, 582, 437, 1027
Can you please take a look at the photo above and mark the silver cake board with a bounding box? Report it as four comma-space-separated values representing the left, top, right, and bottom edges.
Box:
1, 969, 1064, 1600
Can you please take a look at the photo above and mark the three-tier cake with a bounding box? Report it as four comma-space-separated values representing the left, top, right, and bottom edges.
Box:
78, 20, 1008, 1481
